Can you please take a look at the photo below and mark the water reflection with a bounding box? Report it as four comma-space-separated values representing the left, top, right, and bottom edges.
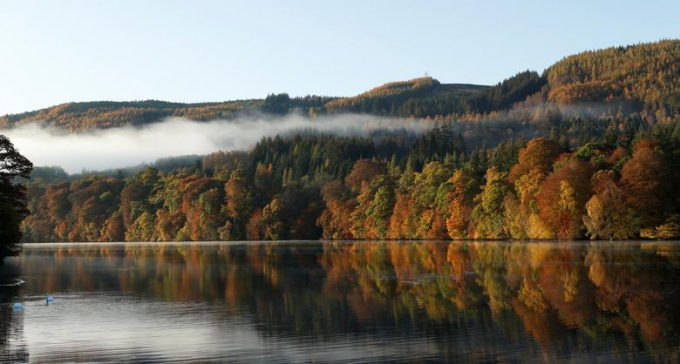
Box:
0, 241, 678, 362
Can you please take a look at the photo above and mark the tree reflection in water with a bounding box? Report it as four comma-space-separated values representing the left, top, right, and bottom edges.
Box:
1, 241, 679, 363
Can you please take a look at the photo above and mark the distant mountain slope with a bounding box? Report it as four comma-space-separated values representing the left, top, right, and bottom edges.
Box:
0, 96, 335, 131
544, 39, 680, 118
1, 39, 678, 131
325, 77, 487, 116
0, 100, 261, 131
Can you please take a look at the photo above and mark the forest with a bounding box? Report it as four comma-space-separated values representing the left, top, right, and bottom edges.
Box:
19, 116, 680, 242
6, 39, 680, 242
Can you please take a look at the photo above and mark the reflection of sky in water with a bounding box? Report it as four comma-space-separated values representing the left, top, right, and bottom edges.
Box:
0, 241, 677, 362
16, 295, 442, 363
23, 297, 271, 362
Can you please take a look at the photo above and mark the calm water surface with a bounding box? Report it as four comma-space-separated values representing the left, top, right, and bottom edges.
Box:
0, 241, 679, 363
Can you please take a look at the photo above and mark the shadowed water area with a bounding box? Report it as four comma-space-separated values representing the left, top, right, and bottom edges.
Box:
0, 241, 679, 363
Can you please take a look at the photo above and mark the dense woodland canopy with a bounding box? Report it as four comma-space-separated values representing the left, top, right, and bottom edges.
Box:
20, 118, 680, 242
545, 39, 680, 118
5, 39, 680, 242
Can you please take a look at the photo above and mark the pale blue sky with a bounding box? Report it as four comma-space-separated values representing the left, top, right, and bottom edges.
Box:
1, 0, 678, 115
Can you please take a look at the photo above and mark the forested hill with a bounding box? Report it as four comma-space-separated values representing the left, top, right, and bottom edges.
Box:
2, 39, 678, 131
0, 78, 494, 131
544, 39, 680, 117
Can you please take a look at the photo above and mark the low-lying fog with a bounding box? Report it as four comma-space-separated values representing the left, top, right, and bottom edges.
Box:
1, 114, 430, 174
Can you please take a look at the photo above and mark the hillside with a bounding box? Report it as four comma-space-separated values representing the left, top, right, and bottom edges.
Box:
0, 78, 494, 131
0, 75, 534, 130
0, 96, 336, 131
324, 77, 489, 116
544, 39, 680, 121
0, 100, 258, 131
1, 39, 679, 131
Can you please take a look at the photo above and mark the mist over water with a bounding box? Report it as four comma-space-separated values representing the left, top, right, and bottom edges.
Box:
0, 114, 430, 174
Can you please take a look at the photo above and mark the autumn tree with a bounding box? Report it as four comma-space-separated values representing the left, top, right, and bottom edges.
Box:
317, 181, 355, 239
445, 170, 476, 239
344, 159, 387, 194
120, 168, 159, 238
224, 169, 253, 240
583, 171, 635, 239
349, 175, 394, 239
99, 211, 125, 242
508, 138, 563, 182
410, 161, 452, 239
127, 211, 155, 241
469, 168, 510, 239
245, 209, 264, 240
388, 193, 413, 239
502, 138, 564, 239
537, 159, 594, 239
66, 177, 123, 241
620, 140, 670, 228
261, 197, 286, 240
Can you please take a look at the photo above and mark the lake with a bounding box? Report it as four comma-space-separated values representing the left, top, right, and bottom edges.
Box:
0, 241, 679, 363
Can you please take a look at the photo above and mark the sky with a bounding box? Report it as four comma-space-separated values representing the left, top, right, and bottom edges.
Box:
1, 0, 679, 116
